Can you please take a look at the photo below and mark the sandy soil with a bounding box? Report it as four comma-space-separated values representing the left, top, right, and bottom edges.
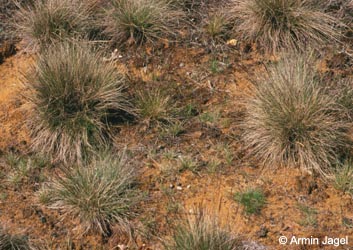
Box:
0, 45, 353, 249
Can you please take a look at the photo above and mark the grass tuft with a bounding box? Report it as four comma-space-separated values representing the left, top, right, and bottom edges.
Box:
135, 88, 175, 124
297, 203, 318, 227
105, 0, 184, 47
321, 0, 353, 28
234, 188, 266, 215
42, 152, 141, 235
0, 0, 21, 44
25, 41, 130, 165
14, 0, 97, 50
205, 12, 231, 40
166, 207, 242, 250
5, 153, 48, 188
334, 160, 353, 194
334, 77, 353, 121
231, 0, 341, 53
0, 228, 31, 250
242, 55, 349, 177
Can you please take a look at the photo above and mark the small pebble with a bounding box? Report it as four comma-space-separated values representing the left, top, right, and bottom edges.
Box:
118, 244, 127, 250
187, 185, 191, 189
176, 186, 183, 191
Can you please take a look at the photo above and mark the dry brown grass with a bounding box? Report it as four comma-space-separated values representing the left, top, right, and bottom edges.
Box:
14, 0, 98, 50
41, 152, 141, 236
0, 0, 15, 44
104, 0, 184, 47
231, 0, 342, 53
0, 227, 32, 250
25, 41, 131, 165
204, 12, 232, 40
166, 207, 243, 250
242, 54, 350, 178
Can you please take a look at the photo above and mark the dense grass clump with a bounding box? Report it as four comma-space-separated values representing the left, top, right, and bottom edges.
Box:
136, 89, 174, 124
205, 13, 231, 40
0, 2, 12, 62
231, 0, 341, 53
105, 0, 184, 47
14, 0, 96, 50
333, 78, 353, 121
42, 153, 140, 235
242, 55, 349, 177
0, 0, 17, 44
25, 41, 130, 164
319, 0, 353, 39
323, 0, 353, 19
234, 189, 266, 215
0, 1, 9, 41
167, 208, 242, 250
334, 160, 353, 194
0, 228, 31, 250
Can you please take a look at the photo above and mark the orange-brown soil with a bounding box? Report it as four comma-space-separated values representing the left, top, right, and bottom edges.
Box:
0, 52, 31, 152
0, 45, 353, 250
